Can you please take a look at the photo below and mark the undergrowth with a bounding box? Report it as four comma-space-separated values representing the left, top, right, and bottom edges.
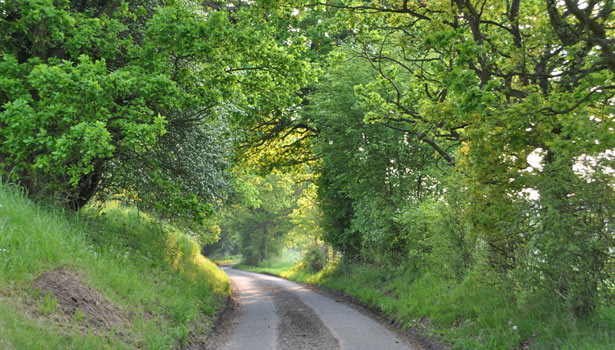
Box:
211, 254, 241, 265
234, 250, 300, 275
0, 182, 229, 349
234, 259, 295, 275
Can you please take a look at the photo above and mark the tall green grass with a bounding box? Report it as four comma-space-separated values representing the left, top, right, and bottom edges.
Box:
234, 250, 301, 275
212, 255, 242, 265
235, 258, 295, 275
0, 183, 229, 349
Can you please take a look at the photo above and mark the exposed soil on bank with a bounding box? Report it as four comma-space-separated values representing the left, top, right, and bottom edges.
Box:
31, 267, 129, 333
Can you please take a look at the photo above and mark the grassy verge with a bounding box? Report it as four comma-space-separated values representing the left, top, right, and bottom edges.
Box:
234, 258, 295, 276
0, 183, 230, 349
212, 255, 242, 265
239, 259, 615, 349
234, 251, 300, 275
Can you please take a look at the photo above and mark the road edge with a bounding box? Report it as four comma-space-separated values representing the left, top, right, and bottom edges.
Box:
242, 269, 450, 350
185, 277, 239, 350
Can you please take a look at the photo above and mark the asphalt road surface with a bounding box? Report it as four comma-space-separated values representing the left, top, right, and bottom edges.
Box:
215, 267, 418, 350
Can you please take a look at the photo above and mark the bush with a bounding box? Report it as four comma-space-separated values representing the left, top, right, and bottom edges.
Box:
297, 245, 327, 273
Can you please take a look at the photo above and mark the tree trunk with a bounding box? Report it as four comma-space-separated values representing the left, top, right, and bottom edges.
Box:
67, 161, 103, 210
260, 224, 269, 262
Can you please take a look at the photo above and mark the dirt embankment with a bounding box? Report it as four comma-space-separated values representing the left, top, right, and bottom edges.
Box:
30, 266, 231, 349
31, 268, 129, 333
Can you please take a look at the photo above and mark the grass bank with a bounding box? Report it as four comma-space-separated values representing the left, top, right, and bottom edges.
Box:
0, 183, 229, 349
211, 255, 241, 266
233, 250, 300, 275
238, 258, 615, 349
234, 257, 295, 276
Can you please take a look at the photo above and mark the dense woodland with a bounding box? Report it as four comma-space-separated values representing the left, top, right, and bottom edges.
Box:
2, 0, 615, 338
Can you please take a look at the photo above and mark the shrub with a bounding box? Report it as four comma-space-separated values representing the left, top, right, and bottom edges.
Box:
296, 245, 327, 273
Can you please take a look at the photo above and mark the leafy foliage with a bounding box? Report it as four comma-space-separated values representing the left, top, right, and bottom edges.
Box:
304, 54, 441, 261
255, 0, 615, 318
219, 171, 299, 265
4, 0, 615, 339
0, 0, 309, 228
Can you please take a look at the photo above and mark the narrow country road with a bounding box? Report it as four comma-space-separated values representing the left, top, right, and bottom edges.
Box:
215, 267, 418, 350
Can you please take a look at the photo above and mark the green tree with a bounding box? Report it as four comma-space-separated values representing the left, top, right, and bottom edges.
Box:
0, 0, 310, 226
277, 0, 615, 315
220, 171, 298, 265
287, 181, 322, 249
303, 52, 442, 262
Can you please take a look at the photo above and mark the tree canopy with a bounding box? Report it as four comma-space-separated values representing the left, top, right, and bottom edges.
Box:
0, 0, 309, 222
3, 0, 615, 319
235, 0, 615, 317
